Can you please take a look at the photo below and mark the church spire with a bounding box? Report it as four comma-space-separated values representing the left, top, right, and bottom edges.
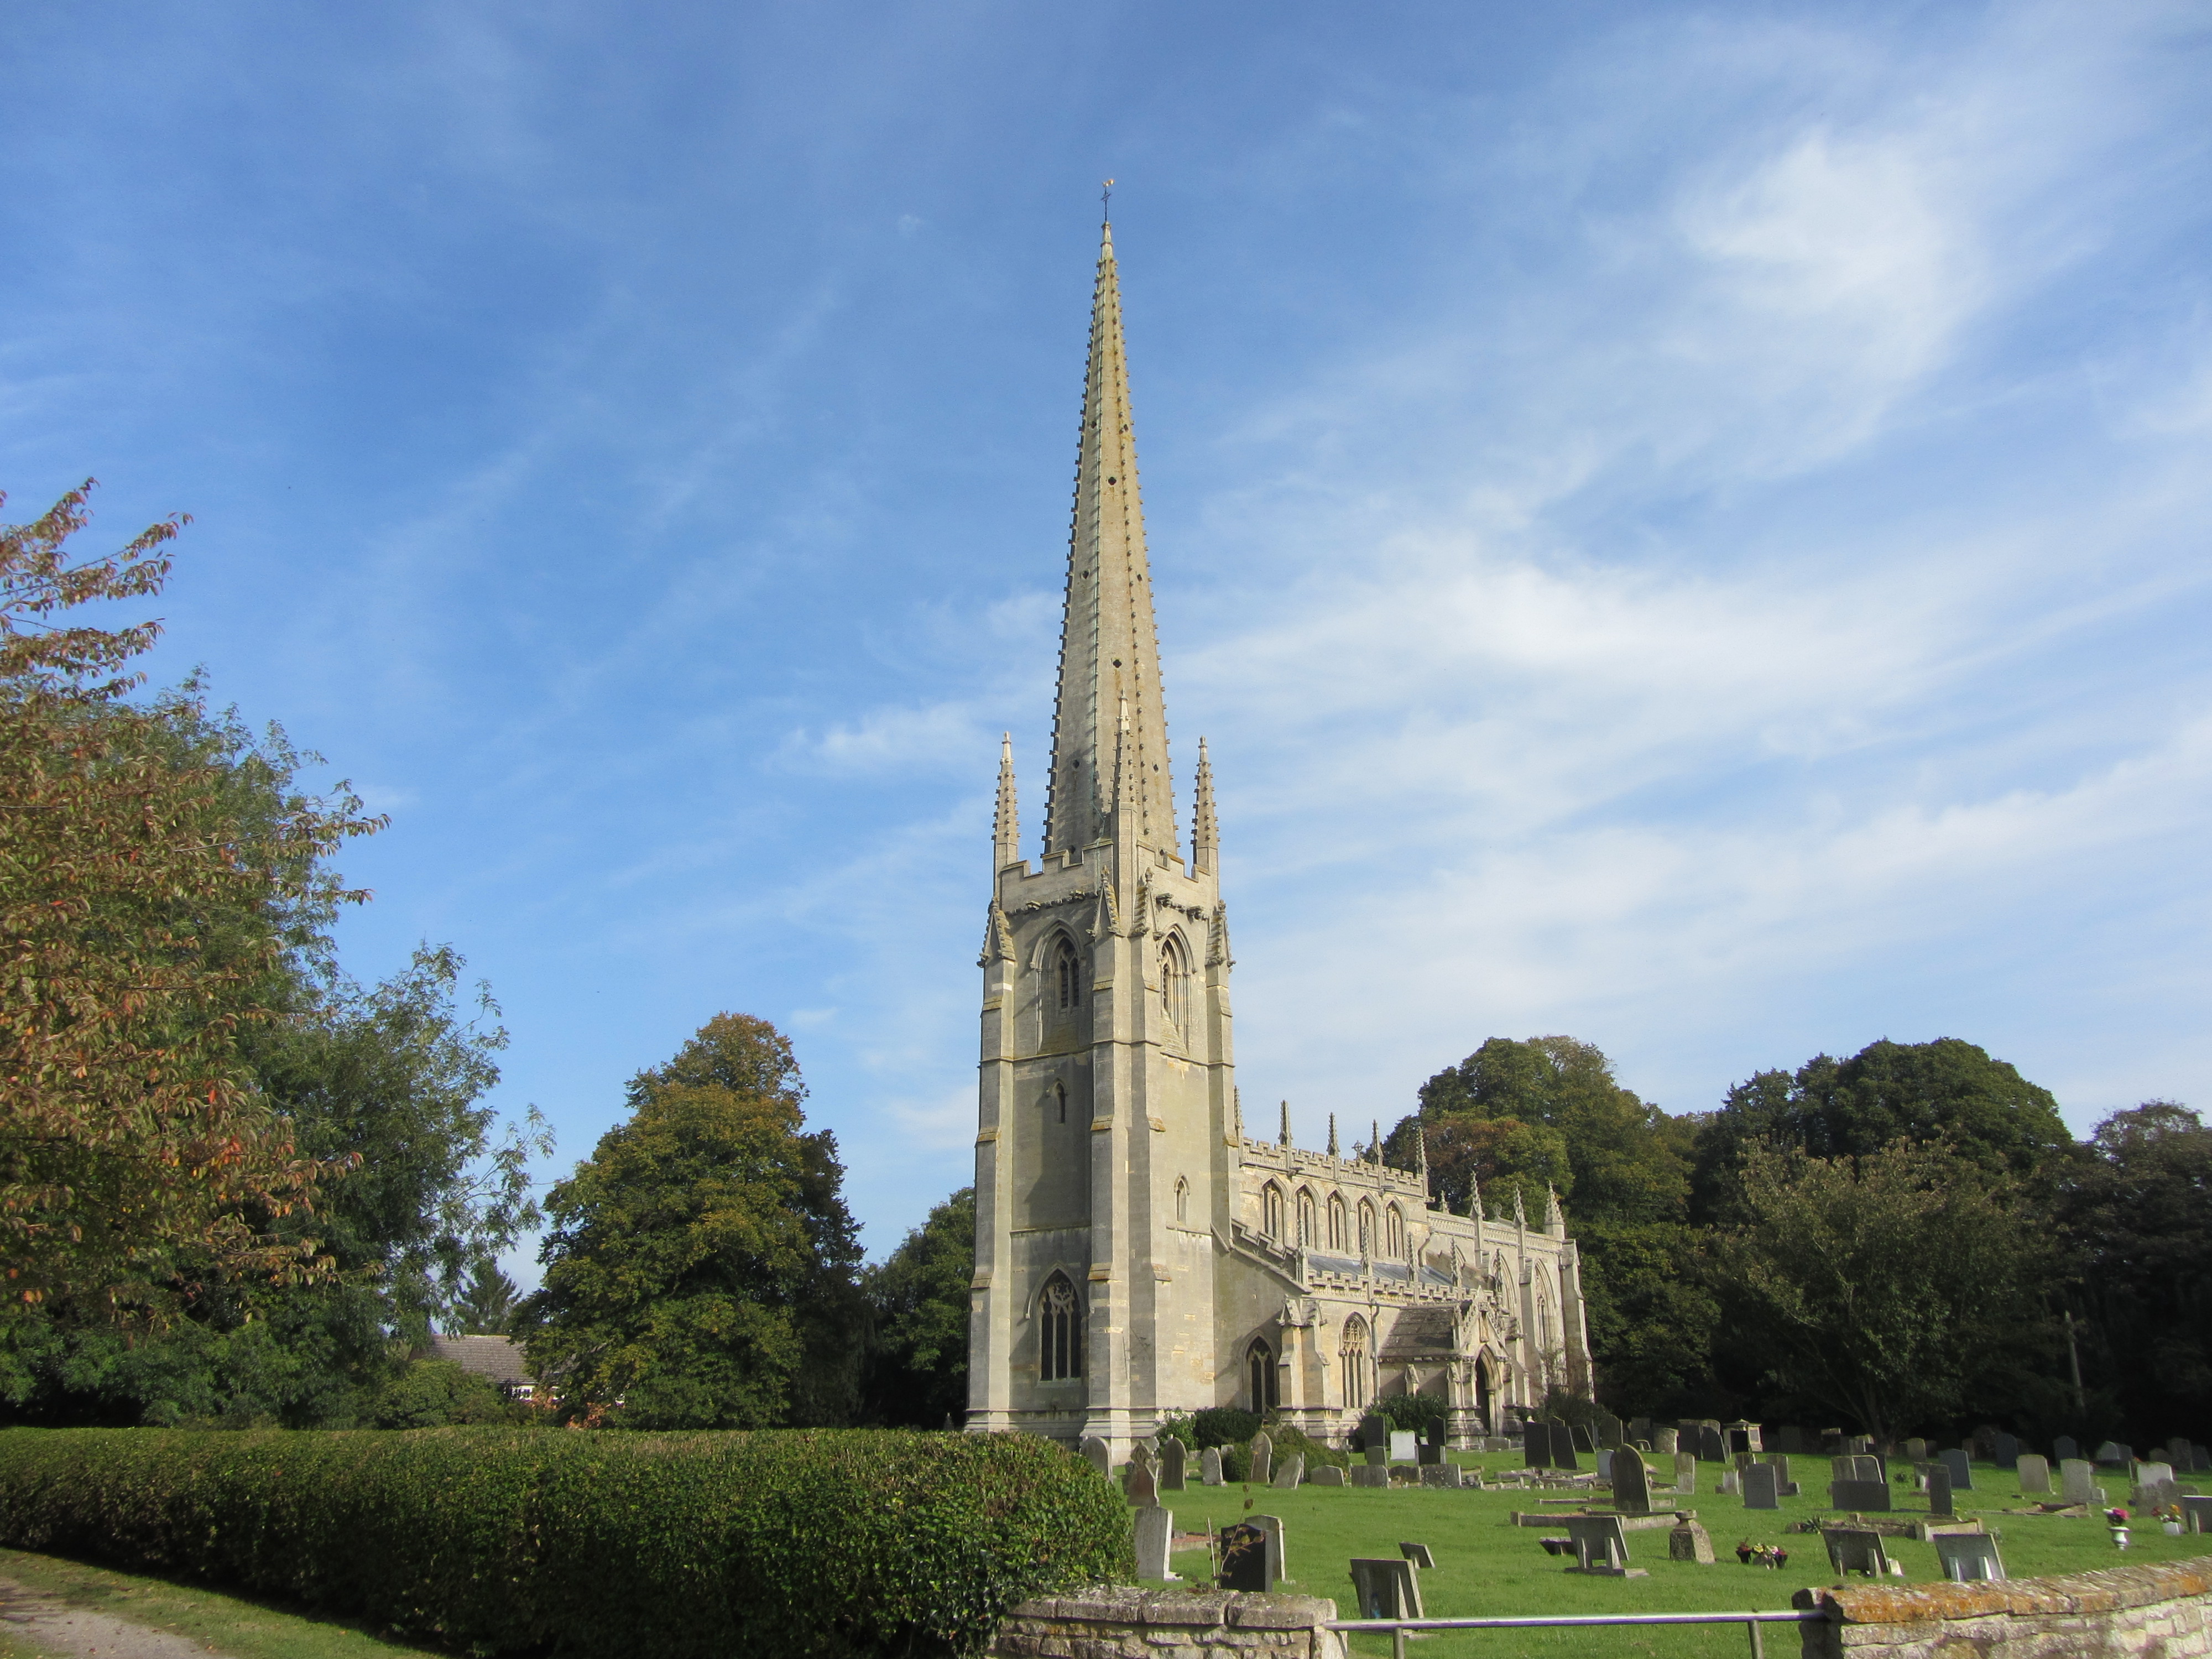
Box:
1192, 738, 1218, 874
1041, 221, 1175, 858
1327, 1113, 1339, 1159
1279, 1100, 1292, 1147
993, 733, 1019, 872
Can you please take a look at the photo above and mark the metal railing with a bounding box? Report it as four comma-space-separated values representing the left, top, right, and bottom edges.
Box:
1329, 1609, 1825, 1659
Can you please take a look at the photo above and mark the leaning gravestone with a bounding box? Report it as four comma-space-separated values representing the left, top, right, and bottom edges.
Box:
1312, 1464, 1346, 1486
1613, 1452, 1653, 1515
1348, 1558, 1423, 1619
1927, 1467, 1953, 1519
1653, 1426, 1679, 1457
1743, 1462, 1780, 1510
1904, 1438, 1928, 1463
1994, 1433, 2020, 1469
1762, 1454, 1800, 1496
1273, 1453, 1305, 1490
1127, 1459, 1159, 1508
1673, 1451, 1698, 1495
1699, 1426, 1729, 1463
1200, 1447, 1223, 1486
1825, 1528, 1892, 1577
1134, 1506, 1175, 1580
2016, 1454, 2051, 1495
2060, 1458, 2099, 1506
1217, 1522, 1270, 1592
1939, 1449, 1973, 1491
2054, 1435, 2079, 1463
1552, 1427, 1582, 1473
1252, 1514, 1287, 1585
1569, 1424, 1596, 1455
1562, 1514, 1646, 1577
1161, 1437, 1187, 1491
2094, 1441, 2131, 1467
2184, 1495, 2212, 1534
1081, 1436, 1112, 1477
1830, 1479, 1891, 1511
1249, 1432, 1274, 1486
1668, 1516, 1716, 1563
1935, 1534, 2006, 1583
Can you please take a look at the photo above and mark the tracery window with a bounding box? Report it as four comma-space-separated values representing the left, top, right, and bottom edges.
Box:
1385, 1205, 1405, 1260
1296, 1190, 1316, 1247
1327, 1194, 1347, 1253
1248, 1338, 1278, 1413
1053, 938, 1082, 1012
1261, 1183, 1284, 1239
1039, 1272, 1083, 1381
1358, 1200, 1376, 1256
1159, 933, 1192, 1032
1340, 1314, 1370, 1409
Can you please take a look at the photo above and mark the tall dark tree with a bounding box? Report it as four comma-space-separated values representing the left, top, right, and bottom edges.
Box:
861, 1186, 974, 1428
522, 1014, 864, 1428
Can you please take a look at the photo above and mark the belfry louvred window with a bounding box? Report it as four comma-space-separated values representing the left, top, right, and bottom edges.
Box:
1054, 939, 1081, 1011
1039, 1272, 1083, 1381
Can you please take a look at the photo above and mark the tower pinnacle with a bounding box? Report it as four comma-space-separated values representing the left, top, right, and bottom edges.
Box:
993, 734, 1019, 872
1279, 1100, 1292, 1147
1041, 223, 1174, 857
1192, 738, 1219, 874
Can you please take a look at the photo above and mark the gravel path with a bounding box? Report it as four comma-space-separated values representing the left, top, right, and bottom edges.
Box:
0, 1577, 228, 1659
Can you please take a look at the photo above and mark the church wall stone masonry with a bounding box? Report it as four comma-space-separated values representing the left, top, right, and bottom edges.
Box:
968, 224, 1592, 1459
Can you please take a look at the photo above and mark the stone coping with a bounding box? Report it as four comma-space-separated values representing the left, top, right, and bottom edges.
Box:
1792, 1555, 2212, 1625
1008, 1587, 1338, 1631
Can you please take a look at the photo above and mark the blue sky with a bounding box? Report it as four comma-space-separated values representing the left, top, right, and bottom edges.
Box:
6, 1, 2210, 1273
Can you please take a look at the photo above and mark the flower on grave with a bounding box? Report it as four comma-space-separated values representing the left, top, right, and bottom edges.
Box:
2105, 1507, 2130, 1525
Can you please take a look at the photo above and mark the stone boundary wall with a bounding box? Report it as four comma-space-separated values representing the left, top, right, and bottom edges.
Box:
989, 1588, 1344, 1659
1793, 1555, 2212, 1658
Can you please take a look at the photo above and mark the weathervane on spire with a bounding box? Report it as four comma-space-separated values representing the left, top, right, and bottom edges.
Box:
1102, 178, 1115, 222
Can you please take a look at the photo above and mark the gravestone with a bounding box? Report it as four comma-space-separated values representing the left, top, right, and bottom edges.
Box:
1743, 1462, 1780, 1509
1217, 1522, 1270, 1592
1348, 1557, 1423, 1619
1668, 1516, 1716, 1563
2133, 1463, 2179, 1511
1612, 1451, 1653, 1514
1927, 1467, 1953, 1519
1595, 1449, 1613, 1481
1273, 1453, 1305, 1490
1417, 1423, 1446, 1467
1772, 1426, 1807, 1455
1389, 1431, 1418, 1462
1351, 1464, 1390, 1488
2016, 1454, 2051, 1495
1993, 1433, 2020, 1469
1081, 1437, 1112, 1477
1934, 1533, 2006, 1583
1127, 1460, 1159, 1508
1939, 1449, 1973, 1491
1253, 1514, 1286, 1586
1522, 1422, 1548, 1469
1419, 1462, 1462, 1489
2060, 1459, 2099, 1506
1562, 1514, 1646, 1577
1904, 1438, 1928, 1462
2054, 1436, 2079, 1463
1725, 1421, 1762, 1454
1361, 1414, 1390, 1459
1825, 1527, 1893, 1577
1400, 1541, 1436, 1569
1312, 1464, 1347, 1486
1830, 1479, 1891, 1511
1200, 1447, 1223, 1486
1569, 1425, 1596, 1454
2094, 1441, 2130, 1467
1653, 1427, 1679, 1456
2182, 1495, 2212, 1534
1719, 1469, 1738, 1495
1699, 1426, 1729, 1463
1673, 1452, 1698, 1495
1761, 1453, 1799, 1496
1249, 1433, 1274, 1486
1629, 1418, 1652, 1446
1551, 1426, 1582, 1473
1161, 1437, 1187, 1491
1134, 1506, 1176, 1580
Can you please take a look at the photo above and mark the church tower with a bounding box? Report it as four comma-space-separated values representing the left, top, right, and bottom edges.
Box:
967, 221, 1237, 1453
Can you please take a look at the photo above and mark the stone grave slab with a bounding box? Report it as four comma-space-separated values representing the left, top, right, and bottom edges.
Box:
1772, 1426, 1806, 1455
1653, 1426, 1679, 1455
1629, 1417, 1652, 1445
1389, 1431, 1418, 1461
1200, 1447, 1223, 1486
1824, 1527, 1893, 1577
2182, 1495, 2212, 1534
1993, 1433, 2020, 1469
1903, 1438, 1928, 1462
1081, 1436, 1112, 1477
1561, 1514, 1647, 1577
1419, 1463, 1462, 1489
1552, 1427, 1582, 1473
2053, 1436, 2079, 1463
1217, 1522, 1270, 1592
1934, 1533, 2006, 1582
2094, 1441, 2130, 1467
1613, 1452, 1654, 1515
1272, 1453, 1305, 1490
1927, 1468, 1953, 1519
1673, 1452, 1698, 1495
1249, 1433, 1274, 1485
1830, 1479, 1891, 1511
1760, 1453, 1799, 1496
1348, 1558, 1423, 1619
1699, 1426, 1728, 1463
1161, 1437, 1186, 1491
1743, 1462, 1780, 1510
1399, 1542, 1436, 1569
1127, 1460, 1159, 1508
1939, 1449, 1973, 1491
2016, 1454, 2050, 1494
1311, 1464, 1346, 1486
1253, 1514, 1286, 1586
1595, 1449, 1613, 1481
2060, 1458, 2099, 1506
1569, 1425, 1596, 1454
1134, 1506, 1176, 1580
1719, 1469, 1738, 1495
1350, 1464, 1390, 1488
1667, 1517, 1715, 1563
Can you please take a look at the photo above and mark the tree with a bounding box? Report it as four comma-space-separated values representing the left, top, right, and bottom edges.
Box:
2, 483, 379, 1321
860, 1186, 973, 1427
1692, 1038, 2070, 1222
449, 1263, 522, 1336
2056, 1102, 2212, 1438
522, 1014, 864, 1429
1707, 1139, 2052, 1442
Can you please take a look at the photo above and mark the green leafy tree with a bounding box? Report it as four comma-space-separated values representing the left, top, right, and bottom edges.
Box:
1692, 1037, 2070, 1222
365, 1357, 520, 1427
449, 1263, 522, 1336
860, 1186, 972, 1427
1708, 1139, 2053, 1442
523, 1014, 864, 1428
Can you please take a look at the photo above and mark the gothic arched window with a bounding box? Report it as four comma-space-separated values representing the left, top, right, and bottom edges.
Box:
1039, 1272, 1083, 1381
1053, 938, 1082, 1012
1261, 1183, 1284, 1240
1385, 1204, 1405, 1260
1176, 1176, 1191, 1224
1159, 933, 1192, 1033
1247, 1338, 1278, 1413
1358, 1200, 1376, 1257
1340, 1315, 1370, 1410
1296, 1189, 1316, 1247
1327, 1194, 1347, 1253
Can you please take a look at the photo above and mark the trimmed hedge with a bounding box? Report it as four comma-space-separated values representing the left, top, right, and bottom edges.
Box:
0, 1427, 1131, 1658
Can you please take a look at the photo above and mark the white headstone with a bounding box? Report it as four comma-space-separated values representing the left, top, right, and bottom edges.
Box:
2016, 1454, 2051, 1495
1134, 1506, 1176, 1580
2060, 1458, 2099, 1506
1200, 1447, 1223, 1486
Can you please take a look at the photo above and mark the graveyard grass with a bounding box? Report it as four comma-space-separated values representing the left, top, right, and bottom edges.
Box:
1155, 1455, 2211, 1659
0, 1547, 449, 1659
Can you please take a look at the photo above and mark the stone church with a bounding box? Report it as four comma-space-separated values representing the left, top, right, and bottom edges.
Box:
967, 222, 1593, 1459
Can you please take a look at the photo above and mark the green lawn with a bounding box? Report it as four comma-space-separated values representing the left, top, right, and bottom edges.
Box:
0, 1550, 450, 1659
1156, 1455, 2210, 1659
